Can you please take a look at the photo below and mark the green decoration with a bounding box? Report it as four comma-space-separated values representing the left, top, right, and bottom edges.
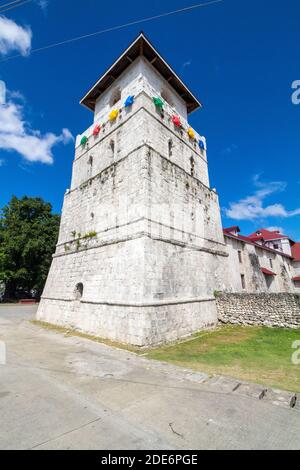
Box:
81, 136, 88, 146
153, 97, 164, 109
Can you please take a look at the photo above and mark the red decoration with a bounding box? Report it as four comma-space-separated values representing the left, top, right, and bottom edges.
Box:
93, 124, 101, 136
172, 115, 181, 127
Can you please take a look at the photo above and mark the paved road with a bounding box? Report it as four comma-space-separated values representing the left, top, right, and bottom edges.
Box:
0, 305, 299, 450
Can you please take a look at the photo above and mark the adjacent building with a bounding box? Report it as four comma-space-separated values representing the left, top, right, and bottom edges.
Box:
223, 227, 300, 294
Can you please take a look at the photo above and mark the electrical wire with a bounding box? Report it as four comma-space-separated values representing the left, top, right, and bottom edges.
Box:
0, 0, 224, 64
0, 0, 32, 13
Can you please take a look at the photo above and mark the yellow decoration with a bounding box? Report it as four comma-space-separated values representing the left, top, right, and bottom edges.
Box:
109, 109, 119, 121
187, 128, 195, 139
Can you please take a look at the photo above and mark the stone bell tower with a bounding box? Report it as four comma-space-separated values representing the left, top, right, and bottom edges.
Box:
37, 33, 227, 346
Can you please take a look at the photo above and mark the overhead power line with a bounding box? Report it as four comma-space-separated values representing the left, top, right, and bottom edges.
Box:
0, 0, 27, 9
0, 0, 224, 64
0, 0, 32, 13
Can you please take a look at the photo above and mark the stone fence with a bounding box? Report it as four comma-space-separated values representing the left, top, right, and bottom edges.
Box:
216, 293, 300, 329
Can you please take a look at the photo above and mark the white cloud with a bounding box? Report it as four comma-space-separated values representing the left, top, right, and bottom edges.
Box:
0, 80, 73, 165
0, 81, 6, 104
266, 226, 284, 234
182, 60, 192, 69
225, 175, 300, 221
0, 15, 32, 57
8, 89, 25, 102
36, 0, 49, 11
221, 143, 238, 156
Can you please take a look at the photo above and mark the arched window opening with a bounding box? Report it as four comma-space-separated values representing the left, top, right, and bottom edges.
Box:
75, 282, 83, 300
110, 87, 121, 106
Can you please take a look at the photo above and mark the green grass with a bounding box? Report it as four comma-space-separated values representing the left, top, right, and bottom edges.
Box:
145, 326, 300, 393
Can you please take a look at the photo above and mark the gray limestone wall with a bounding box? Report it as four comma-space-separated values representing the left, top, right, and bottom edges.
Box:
37, 296, 217, 347
216, 293, 300, 329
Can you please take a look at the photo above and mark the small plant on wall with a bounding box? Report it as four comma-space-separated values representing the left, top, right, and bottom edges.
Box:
83, 231, 97, 240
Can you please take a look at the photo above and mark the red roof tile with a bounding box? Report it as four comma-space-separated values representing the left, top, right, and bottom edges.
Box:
248, 229, 288, 241
292, 276, 300, 281
223, 226, 240, 234
292, 243, 300, 261
261, 267, 276, 276
223, 231, 293, 258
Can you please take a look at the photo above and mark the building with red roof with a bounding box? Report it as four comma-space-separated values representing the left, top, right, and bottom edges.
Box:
247, 229, 293, 256
223, 226, 299, 293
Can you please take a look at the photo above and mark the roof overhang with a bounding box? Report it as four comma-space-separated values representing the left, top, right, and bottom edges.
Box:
261, 267, 276, 276
80, 32, 202, 114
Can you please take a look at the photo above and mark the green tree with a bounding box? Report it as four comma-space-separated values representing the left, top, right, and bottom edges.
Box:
0, 196, 60, 299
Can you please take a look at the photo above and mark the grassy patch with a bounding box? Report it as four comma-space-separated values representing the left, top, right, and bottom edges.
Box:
145, 325, 300, 393
32, 320, 300, 392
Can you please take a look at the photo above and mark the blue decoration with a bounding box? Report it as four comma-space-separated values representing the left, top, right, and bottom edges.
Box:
124, 95, 134, 107
199, 140, 205, 150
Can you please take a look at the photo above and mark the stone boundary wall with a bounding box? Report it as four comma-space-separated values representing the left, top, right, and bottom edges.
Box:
216, 293, 300, 329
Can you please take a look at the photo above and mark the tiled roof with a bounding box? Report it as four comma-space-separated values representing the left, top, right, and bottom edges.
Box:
292, 243, 300, 261
248, 229, 288, 241
223, 228, 294, 259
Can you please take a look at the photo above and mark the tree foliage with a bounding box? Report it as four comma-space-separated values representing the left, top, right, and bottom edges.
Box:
0, 196, 60, 299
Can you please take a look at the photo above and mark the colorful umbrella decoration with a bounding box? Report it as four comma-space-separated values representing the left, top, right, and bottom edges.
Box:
153, 97, 164, 109
93, 124, 101, 136
199, 140, 205, 150
109, 109, 119, 121
124, 95, 134, 107
187, 128, 195, 139
172, 115, 181, 127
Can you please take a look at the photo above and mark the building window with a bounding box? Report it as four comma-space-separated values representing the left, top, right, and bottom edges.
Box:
269, 259, 273, 269
110, 139, 115, 157
238, 250, 242, 263
264, 275, 273, 289
241, 274, 246, 290
190, 156, 195, 177
273, 243, 279, 250
75, 283, 83, 300
168, 139, 173, 157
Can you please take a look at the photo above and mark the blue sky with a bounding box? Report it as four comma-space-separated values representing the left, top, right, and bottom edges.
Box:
0, 0, 300, 239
